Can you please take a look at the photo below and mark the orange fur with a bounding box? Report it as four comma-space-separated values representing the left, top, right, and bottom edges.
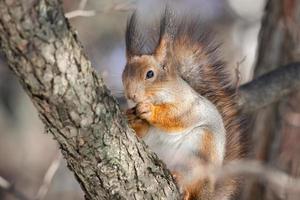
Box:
150, 103, 186, 132
200, 130, 217, 163
130, 119, 149, 138
181, 130, 217, 200
187, 179, 213, 200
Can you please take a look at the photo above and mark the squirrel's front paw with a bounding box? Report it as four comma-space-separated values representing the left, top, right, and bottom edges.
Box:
125, 107, 137, 120
136, 102, 152, 121
125, 108, 149, 138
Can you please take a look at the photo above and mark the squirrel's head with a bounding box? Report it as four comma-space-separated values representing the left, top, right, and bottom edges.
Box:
122, 36, 178, 103
122, 10, 187, 104
122, 9, 220, 104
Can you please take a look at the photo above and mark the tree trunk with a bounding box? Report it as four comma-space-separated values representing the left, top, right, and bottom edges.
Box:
0, 1, 180, 199
243, 0, 300, 199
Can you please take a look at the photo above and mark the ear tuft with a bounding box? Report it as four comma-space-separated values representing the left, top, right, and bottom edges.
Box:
125, 11, 138, 58
154, 6, 177, 66
154, 36, 169, 64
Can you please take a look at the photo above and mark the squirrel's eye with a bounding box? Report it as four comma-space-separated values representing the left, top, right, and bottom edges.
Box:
146, 70, 154, 79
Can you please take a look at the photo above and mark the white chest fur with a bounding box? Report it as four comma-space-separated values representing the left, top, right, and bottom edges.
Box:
142, 94, 226, 178
144, 127, 205, 171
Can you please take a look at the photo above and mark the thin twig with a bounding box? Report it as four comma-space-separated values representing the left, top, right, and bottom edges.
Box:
65, 1, 135, 19
65, 10, 96, 19
34, 153, 62, 200
235, 56, 246, 94
0, 176, 29, 200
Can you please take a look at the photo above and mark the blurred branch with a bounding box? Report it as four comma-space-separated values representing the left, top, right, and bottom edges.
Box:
189, 160, 300, 197
0, 176, 29, 200
35, 153, 62, 200
238, 62, 300, 114
218, 161, 300, 194
65, 1, 136, 19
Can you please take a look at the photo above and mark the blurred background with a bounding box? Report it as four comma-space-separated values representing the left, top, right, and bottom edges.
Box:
2, 0, 293, 199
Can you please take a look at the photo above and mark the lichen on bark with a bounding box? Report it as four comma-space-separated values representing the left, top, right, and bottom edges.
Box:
0, 0, 180, 199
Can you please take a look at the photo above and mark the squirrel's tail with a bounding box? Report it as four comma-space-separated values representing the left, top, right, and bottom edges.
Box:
156, 9, 245, 199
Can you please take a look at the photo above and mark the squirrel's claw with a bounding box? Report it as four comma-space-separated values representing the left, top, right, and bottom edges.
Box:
136, 102, 152, 121
125, 108, 149, 138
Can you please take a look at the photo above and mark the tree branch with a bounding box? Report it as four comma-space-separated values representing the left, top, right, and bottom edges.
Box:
0, 1, 180, 199
238, 62, 300, 114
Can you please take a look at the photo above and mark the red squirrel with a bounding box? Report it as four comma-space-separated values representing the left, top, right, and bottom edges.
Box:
122, 9, 243, 200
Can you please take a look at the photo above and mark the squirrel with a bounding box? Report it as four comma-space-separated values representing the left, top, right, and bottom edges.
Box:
122, 9, 243, 200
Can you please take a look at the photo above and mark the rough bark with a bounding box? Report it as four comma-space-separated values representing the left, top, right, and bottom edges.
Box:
0, 1, 180, 200
242, 0, 300, 200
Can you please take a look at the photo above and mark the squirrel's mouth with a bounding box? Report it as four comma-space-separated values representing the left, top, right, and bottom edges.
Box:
126, 99, 137, 108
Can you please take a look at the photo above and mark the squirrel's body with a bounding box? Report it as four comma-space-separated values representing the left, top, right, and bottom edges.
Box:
122, 8, 243, 200
144, 82, 226, 170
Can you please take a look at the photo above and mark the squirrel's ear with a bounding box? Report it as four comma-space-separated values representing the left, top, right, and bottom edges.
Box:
154, 6, 174, 66
154, 36, 170, 65
126, 11, 139, 59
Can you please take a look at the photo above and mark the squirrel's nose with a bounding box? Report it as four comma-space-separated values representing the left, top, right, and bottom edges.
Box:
127, 93, 137, 102
132, 94, 137, 102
